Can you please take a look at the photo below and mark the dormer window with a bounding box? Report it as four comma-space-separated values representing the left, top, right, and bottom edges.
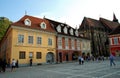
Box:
61, 24, 64, 26
57, 25, 61, 32
64, 27, 67, 34
70, 28, 73, 35
24, 18, 31, 26
40, 22, 46, 29
75, 30, 78, 36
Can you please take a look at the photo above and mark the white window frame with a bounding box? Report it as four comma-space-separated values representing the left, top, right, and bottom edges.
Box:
71, 39, 75, 50
48, 38, 52, 46
58, 37, 62, 49
40, 22, 46, 29
37, 36, 42, 45
70, 28, 73, 35
57, 25, 61, 32
24, 18, 31, 26
65, 38, 69, 49
18, 34, 24, 43
77, 40, 80, 50
64, 27, 67, 34
28, 36, 33, 44
113, 37, 118, 45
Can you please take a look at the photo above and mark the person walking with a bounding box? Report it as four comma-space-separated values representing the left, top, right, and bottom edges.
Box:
109, 54, 116, 67
0, 59, 2, 72
30, 58, 32, 66
81, 57, 84, 65
15, 60, 19, 68
78, 56, 81, 65
11, 59, 16, 72
1, 59, 7, 72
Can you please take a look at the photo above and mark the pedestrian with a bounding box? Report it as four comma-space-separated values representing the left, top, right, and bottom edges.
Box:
0, 59, 2, 72
81, 57, 84, 65
109, 54, 116, 66
11, 59, 16, 72
78, 56, 81, 65
1, 59, 7, 72
30, 58, 32, 66
15, 60, 19, 68
101, 56, 104, 61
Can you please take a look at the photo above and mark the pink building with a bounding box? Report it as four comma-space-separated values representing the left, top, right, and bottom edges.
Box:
109, 25, 120, 56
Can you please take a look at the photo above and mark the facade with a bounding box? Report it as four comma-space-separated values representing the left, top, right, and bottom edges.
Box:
46, 18, 91, 63
0, 15, 91, 66
109, 25, 120, 56
0, 15, 56, 66
81, 38, 91, 56
79, 17, 107, 57
79, 15, 119, 57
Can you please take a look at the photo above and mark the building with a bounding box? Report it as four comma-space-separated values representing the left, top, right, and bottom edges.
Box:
109, 25, 120, 56
46, 18, 91, 63
0, 15, 57, 66
79, 14, 119, 57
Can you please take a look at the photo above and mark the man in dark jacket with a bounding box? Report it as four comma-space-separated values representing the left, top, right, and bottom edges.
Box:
1, 59, 7, 72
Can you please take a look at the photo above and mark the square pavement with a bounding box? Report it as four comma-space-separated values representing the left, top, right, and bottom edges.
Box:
0, 58, 120, 78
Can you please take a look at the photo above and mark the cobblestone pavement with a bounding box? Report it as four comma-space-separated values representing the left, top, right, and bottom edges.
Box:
0, 58, 120, 78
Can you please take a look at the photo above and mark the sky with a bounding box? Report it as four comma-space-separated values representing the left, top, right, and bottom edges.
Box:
0, 0, 120, 28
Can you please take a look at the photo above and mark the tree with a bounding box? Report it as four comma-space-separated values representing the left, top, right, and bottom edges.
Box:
0, 17, 12, 40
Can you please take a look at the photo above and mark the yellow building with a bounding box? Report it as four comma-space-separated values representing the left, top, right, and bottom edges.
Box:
0, 15, 56, 66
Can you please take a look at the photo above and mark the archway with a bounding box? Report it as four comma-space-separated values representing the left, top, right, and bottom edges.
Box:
59, 52, 62, 63
72, 52, 79, 60
46, 52, 54, 64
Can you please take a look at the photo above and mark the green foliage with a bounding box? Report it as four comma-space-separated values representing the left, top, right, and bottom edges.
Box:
0, 18, 12, 40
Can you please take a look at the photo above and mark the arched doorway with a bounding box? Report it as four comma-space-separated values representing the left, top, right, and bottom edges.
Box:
72, 52, 79, 60
66, 53, 69, 61
59, 52, 62, 63
46, 52, 54, 64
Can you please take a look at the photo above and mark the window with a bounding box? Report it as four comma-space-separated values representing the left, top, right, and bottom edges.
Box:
77, 40, 80, 50
83, 42, 85, 48
58, 37, 62, 49
19, 51, 26, 59
29, 52, 33, 58
75, 30, 78, 36
28, 36, 33, 44
40, 22, 46, 29
114, 37, 118, 45
37, 37, 42, 44
58, 37, 62, 46
24, 18, 31, 26
57, 25, 61, 32
64, 27, 67, 34
36, 52, 42, 59
48, 38, 52, 46
71, 39, 74, 49
70, 28, 73, 35
65, 38, 68, 49
18, 34, 24, 43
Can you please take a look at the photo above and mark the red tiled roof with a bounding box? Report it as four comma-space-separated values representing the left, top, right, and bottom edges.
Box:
11, 15, 55, 33
100, 18, 119, 30
109, 25, 120, 35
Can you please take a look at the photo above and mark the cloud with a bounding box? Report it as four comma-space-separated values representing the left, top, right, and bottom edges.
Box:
34, 0, 120, 28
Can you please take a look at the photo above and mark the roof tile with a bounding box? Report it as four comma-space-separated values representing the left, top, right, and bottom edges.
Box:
11, 15, 55, 33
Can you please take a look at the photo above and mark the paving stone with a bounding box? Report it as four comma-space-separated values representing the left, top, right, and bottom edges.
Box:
0, 58, 120, 78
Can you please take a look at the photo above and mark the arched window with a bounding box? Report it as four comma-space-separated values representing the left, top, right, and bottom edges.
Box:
40, 22, 46, 29
24, 18, 31, 26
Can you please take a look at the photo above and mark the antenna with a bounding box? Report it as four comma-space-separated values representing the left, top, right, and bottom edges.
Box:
43, 16, 45, 19
25, 10, 27, 15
